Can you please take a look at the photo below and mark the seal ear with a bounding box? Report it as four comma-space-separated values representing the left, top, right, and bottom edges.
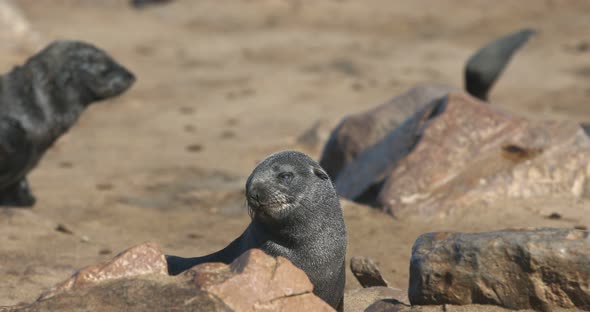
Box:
312, 165, 330, 180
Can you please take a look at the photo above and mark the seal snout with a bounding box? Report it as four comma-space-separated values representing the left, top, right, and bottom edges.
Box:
247, 186, 262, 209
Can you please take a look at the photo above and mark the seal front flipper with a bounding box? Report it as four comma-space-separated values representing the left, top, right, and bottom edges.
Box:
465, 28, 536, 101
0, 117, 35, 207
0, 178, 35, 207
166, 225, 258, 275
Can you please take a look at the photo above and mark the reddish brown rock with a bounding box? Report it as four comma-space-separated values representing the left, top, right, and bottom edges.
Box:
187, 248, 335, 312
38, 242, 168, 300
320, 85, 453, 180
335, 91, 590, 217
11, 246, 333, 312
377, 92, 590, 217
409, 228, 590, 311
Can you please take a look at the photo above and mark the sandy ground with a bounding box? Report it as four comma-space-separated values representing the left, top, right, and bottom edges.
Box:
1, 0, 590, 306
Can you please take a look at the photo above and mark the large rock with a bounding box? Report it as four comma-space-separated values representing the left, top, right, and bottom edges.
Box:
12, 277, 232, 312
336, 91, 590, 217
38, 242, 168, 300
319, 85, 453, 180
187, 249, 334, 312
5, 244, 334, 312
409, 228, 590, 311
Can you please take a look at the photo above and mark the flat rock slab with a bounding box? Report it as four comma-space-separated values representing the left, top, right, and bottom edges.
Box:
5, 244, 333, 312
409, 228, 590, 311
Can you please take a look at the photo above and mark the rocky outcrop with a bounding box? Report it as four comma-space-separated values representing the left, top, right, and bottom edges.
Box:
409, 228, 590, 311
38, 242, 167, 301
335, 91, 590, 217
5, 243, 334, 312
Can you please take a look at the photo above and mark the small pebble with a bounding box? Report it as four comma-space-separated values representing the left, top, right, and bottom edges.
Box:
58, 162, 74, 169
55, 224, 74, 235
186, 144, 203, 153
99, 248, 112, 255
96, 183, 114, 191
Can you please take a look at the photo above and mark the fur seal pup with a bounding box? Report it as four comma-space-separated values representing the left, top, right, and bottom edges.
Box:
166, 151, 347, 310
0, 40, 135, 207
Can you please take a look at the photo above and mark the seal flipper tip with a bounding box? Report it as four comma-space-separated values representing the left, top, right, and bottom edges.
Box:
465, 28, 536, 101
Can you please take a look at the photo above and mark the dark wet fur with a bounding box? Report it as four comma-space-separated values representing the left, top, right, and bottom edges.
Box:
0, 40, 135, 207
465, 28, 536, 101
166, 151, 347, 310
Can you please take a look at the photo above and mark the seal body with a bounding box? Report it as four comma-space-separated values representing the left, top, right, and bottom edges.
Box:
166, 151, 347, 310
0, 40, 135, 206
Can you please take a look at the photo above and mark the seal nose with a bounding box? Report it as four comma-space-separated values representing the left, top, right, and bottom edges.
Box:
248, 187, 261, 207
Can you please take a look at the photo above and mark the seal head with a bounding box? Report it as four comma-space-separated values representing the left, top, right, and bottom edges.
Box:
246, 151, 330, 223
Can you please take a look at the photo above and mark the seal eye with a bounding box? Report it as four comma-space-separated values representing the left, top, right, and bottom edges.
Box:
278, 172, 294, 184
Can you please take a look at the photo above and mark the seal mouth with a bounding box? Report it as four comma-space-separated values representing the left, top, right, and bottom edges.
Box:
247, 191, 296, 220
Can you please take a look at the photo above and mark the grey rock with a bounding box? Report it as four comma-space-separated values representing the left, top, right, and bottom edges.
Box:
409, 228, 590, 311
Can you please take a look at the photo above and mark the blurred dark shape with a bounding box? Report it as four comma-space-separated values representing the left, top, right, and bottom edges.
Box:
0, 40, 135, 207
465, 28, 536, 101
131, 0, 174, 9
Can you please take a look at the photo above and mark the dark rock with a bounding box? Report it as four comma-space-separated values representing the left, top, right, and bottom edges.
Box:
350, 256, 389, 288
409, 228, 590, 311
